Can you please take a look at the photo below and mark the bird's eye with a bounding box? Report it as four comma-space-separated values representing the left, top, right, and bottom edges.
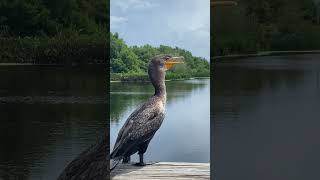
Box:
159, 63, 164, 68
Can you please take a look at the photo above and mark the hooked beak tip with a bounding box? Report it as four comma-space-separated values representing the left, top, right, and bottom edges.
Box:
165, 56, 184, 70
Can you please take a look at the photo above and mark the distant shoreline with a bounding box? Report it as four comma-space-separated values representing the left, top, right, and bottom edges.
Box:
0, 63, 34, 66
212, 50, 320, 61
110, 77, 209, 83
0, 63, 106, 67
3, 50, 320, 67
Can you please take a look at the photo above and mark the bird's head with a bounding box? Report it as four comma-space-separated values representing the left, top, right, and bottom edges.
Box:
148, 55, 184, 85
149, 55, 184, 73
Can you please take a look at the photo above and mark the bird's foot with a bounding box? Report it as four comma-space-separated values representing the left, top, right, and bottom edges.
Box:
122, 157, 130, 163
133, 161, 157, 166
133, 162, 145, 166
145, 161, 157, 165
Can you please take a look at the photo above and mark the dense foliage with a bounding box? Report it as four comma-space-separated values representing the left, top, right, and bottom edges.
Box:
110, 32, 210, 81
0, 0, 108, 64
212, 0, 320, 56
0, 0, 108, 37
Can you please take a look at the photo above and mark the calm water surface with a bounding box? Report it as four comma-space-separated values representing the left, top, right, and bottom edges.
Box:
110, 79, 210, 163
213, 54, 320, 180
0, 66, 106, 180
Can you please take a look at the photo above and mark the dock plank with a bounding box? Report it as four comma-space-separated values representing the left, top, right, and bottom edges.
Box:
111, 162, 210, 180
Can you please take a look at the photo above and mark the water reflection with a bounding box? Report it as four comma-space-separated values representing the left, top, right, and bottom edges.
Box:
213, 54, 320, 180
110, 80, 209, 123
110, 79, 210, 163
0, 66, 106, 180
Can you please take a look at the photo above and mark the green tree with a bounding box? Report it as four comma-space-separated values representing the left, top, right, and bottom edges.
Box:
110, 32, 209, 77
0, 0, 108, 37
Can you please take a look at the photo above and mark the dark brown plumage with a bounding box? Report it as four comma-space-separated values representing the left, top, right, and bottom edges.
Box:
110, 55, 183, 169
57, 55, 183, 179
57, 129, 109, 180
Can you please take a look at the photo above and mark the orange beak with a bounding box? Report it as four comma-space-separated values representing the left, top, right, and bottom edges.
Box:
164, 56, 184, 70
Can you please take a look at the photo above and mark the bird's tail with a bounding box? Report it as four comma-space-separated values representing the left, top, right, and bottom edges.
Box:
110, 158, 121, 172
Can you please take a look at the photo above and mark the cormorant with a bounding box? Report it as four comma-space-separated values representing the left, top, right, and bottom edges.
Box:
110, 55, 184, 170
57, 129, 109, 180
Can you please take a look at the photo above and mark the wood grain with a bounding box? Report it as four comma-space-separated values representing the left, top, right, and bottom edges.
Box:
111, 162, 210, 180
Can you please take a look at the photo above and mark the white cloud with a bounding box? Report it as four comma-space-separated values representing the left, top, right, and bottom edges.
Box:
110, 0, 210, 60
165, 0, 210, 59
110, 16, 128, 28
114, 0, 159, 12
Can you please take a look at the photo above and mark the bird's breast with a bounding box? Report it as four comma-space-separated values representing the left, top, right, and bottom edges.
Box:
157, 98, 166, 113
159, 104, 165, 115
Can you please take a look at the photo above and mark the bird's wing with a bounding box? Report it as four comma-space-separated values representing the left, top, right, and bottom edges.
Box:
114, 103, 145, 145
111, 103, 164, 159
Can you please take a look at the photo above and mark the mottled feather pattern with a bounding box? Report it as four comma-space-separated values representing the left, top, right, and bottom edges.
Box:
111, 95, 165, 159
110, 55, 173, 171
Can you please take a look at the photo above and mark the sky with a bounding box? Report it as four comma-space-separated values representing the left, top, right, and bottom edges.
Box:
110, 0, 210, 60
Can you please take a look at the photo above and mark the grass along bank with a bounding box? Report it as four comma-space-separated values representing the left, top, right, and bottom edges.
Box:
212, 50, 320, 61
110, 72, 209, 82
0, 28, 107, 65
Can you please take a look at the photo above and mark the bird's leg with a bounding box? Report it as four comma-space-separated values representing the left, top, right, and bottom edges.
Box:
122, 156, 130, 163
139, 153, 145, 165
134, 153, 145, 166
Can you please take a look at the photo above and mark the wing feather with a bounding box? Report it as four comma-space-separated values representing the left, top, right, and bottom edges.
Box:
110, 99, 165, 159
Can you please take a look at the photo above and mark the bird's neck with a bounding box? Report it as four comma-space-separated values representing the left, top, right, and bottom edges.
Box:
154, 81, 166, 99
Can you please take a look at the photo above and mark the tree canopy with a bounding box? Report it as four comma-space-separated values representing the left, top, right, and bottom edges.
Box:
0, 0, 108, 37
110, 32, 209, 76
212, 0, 320, 55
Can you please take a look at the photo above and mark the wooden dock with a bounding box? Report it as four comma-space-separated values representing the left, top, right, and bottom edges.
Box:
111, 162, 210, 180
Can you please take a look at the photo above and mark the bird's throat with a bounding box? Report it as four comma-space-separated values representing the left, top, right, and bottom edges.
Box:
154, 82, 166, 98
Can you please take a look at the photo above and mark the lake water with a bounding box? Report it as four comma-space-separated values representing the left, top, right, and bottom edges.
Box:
0, 66, 106, 180
110, 79, 210, 163
213, 54, 320, 180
